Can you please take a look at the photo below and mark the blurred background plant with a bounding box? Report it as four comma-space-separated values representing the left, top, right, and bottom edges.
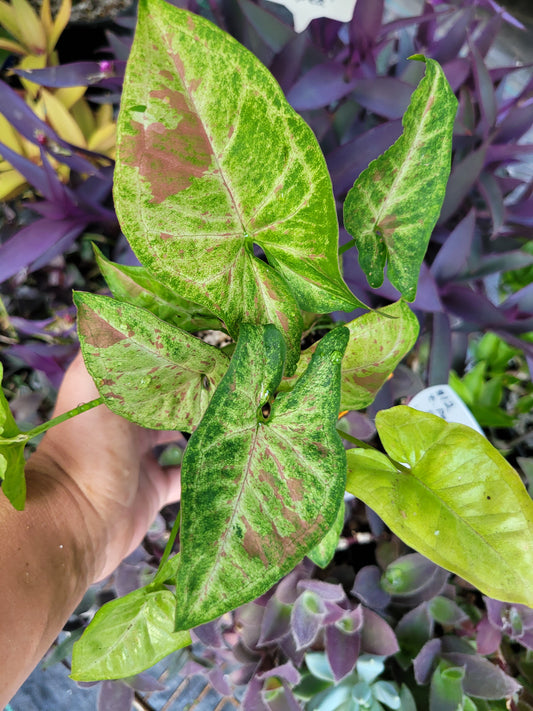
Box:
1, 0, 533, 709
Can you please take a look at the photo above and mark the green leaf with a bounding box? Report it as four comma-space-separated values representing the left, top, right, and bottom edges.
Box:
94, 245, 223, 333
280, 300, 419, 410
115, 0, 362, 371
430, 662, 465, 711
346, 406, 533, 606
344, 56, 457, 301
75, 292, 229, 431
0, 362, 27, 510
71, 587, 191, 680
307, 499, 345, 569
175, 323, 349, 630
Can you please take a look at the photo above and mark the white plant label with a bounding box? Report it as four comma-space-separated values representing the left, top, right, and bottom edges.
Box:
268, 0, 358, 33
408, 384, 485, 437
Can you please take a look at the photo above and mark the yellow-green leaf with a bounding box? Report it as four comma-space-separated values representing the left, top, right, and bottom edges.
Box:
346, 406, 533, 605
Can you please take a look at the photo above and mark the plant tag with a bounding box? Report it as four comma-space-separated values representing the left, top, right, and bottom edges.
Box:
408, 384, 485, 437
268, 0, 358, 33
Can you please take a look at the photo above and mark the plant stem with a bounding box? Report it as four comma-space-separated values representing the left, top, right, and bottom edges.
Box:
337, 429, 374, 449
338, 239, 356, 256
160, 509, 181, 571
337, 429, 410, 472
22, 397, 105, 441
151, 510, 181, 586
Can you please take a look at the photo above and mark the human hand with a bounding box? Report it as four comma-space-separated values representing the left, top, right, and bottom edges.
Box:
28, 351, 182, 582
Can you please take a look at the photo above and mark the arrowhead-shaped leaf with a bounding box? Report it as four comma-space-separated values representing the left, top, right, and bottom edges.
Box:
280, 300, 419, 410
115, 0, 362, 371
344, 56, 457, 300
75, 292, 229, 431
0, 362, 27, 510
175, 323, 349, 630
94, 245, 223, 333
71, 587, 191, 681
346, 406, 533, 606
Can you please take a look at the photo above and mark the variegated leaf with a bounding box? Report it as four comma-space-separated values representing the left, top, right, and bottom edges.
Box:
344, 56, 457, 300
175, 323, 348, 630
115, 0, 362, 372
75, 292, 229, 431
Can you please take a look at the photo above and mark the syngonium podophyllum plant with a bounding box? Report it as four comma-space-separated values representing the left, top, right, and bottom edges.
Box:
1, 0, 533, 681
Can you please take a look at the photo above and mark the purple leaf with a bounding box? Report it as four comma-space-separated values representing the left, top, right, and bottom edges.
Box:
208, 668, 232, 696
270, 33, 308, 93
325, 608, 363, 681
29, 220, 88, 273
97, 680, 134, 711
0, 80, 102, 175
328, 120, 403, 196
441, 652, 521, 698
485, 143, 533, 165
413, 637, 442, 685
502, 282, 533, 313
0, 142, 52, 200
258, 597, 292, 646
351, 565, 392, 611
411, 263, 443, 313
290, 590, 326, 650
395, 603, 434, 659
439, 145, 488, 223
0, 217, 87, 283
380, 8, 453, 42
8, 311, 74, 336
430, 7, 474, 64
442, 57, 471, 92
258, 661, 301, 686
237, 0, 294, 54
495, 101, 533, 143
241, 676, 268, 711
350, 77, 414, 119
126, 672, 166, 692
7, 343, 75, 388
475, 616, 502, 655
381, 553, 448, 606
38, 147, 78, 214
349, 0, 385, 59
473, 13, 502, 57
481, 0, 525, 29
235, 603, 266, 652
14, 60, 126, 88
287, 62, 358, 111
442, 285, 533, 332
470, 42, 497, 136
104, 29, 132, 61
279, 631, 305, 669
478, 171, 505, 236
431, 210, 476, 283
360, 607, 399, 656
297, 579, 346, 603
192, 619, 224, 647
469, 250, 533, 279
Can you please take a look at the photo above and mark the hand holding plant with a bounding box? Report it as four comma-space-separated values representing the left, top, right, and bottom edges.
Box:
30, 351, 182, 581
0, 350, 182, 706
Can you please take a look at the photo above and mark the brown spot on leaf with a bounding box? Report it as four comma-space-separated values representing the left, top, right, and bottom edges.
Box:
121, 59, 214, 204
80, 308, 127, 348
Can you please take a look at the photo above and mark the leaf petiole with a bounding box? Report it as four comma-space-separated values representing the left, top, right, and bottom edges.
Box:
19, 397, 105, 442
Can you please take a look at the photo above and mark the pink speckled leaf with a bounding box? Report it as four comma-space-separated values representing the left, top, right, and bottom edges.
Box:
75, 292, 229, 431
279, 300, 419, 410
175, 323, 348, 630
115, 0, 362, 372
344, 56, 457, 301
